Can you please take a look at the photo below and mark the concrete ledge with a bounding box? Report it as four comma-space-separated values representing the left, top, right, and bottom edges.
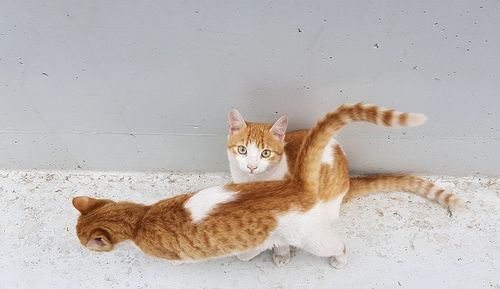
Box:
0, 170, 498, 288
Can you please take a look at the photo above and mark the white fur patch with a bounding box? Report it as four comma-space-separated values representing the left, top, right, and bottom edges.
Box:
389, 111, 428, 127
246, 143, 261, 168
229, 151, 288, 183
273, 193, 347, 250
405, 113, 427, 126
321, 139, 338, 165
227, 141, 278, 181
184, 186, 236, 223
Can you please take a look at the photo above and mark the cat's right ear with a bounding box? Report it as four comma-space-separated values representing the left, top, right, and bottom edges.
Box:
270, 115, 288, 142
72, 196, 107, 214
228, 108, 246, 134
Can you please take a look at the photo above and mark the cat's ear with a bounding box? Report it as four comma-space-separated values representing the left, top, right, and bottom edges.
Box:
270, 115, 288, 141
73, 196, 108, 214
228, 108, 246, 134
86, 235, 113, 252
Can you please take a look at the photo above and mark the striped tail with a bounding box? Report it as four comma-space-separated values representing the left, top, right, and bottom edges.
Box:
345, 174, 465, 211
293, 103, 427, 195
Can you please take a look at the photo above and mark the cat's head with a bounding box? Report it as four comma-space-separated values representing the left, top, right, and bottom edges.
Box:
227, 108, 288, 176
72, 196, 132, 252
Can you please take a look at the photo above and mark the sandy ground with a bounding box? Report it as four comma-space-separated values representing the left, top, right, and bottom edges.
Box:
0, 170, 498, 289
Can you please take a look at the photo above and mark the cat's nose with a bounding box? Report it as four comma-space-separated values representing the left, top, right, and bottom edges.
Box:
247, 165, 258, 173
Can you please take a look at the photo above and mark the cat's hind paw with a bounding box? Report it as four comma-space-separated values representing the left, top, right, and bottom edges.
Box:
272, 252, 290, 267
329, 254, 348, 269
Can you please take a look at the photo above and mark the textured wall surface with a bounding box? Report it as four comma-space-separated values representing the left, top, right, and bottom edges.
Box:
0, 0, 499, 175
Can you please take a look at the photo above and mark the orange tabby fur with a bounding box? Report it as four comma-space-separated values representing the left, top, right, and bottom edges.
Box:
281, 130, 462, 208
227, 122, 285, 166
73, 103, 459, 263
228, 105, 461, 209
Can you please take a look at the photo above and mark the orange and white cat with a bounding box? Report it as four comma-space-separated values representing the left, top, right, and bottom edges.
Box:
73, 103, 461, 268
227, 106, 463, 266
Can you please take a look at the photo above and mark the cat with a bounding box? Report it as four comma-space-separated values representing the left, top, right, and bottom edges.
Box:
73, 103, 459, 267
227, 106, 463, 266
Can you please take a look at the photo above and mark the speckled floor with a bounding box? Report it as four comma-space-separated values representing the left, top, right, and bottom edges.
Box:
0, 170, 498, 289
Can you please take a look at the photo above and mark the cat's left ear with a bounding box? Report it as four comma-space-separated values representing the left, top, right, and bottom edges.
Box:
228, 108, 246, 134
270, 115, 288, 141
73, 196, 110, 214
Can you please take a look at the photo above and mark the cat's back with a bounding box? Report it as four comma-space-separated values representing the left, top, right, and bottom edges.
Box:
141, 193, 193, 230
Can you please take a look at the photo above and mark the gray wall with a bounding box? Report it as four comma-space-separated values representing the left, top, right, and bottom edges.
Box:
1, 0, 499, 175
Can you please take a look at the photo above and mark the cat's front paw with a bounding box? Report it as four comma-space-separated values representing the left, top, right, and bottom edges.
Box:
329, 254, 348, 269
272, 252, 290, 267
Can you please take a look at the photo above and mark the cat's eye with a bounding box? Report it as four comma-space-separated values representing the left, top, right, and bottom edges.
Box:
237, 145, 247, 155
261, 149, 271, 158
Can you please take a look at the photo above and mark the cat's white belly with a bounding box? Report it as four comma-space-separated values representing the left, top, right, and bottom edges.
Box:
272, 194, 345, 248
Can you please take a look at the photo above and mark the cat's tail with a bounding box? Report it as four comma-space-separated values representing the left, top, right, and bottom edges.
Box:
293, 103, 427, 195
345, 174, 465, 211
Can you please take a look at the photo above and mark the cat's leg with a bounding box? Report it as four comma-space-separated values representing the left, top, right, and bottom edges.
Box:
328, 244, 348, 269
236, 248, 264, 261
301, 229, 348, 269
272, 245, 291, 267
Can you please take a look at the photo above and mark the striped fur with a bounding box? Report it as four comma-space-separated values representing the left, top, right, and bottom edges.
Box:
346, 174, 464, 210
294, 103, 427, 197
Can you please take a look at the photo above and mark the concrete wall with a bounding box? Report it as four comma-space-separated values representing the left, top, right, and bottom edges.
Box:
1, 0, 499, 175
